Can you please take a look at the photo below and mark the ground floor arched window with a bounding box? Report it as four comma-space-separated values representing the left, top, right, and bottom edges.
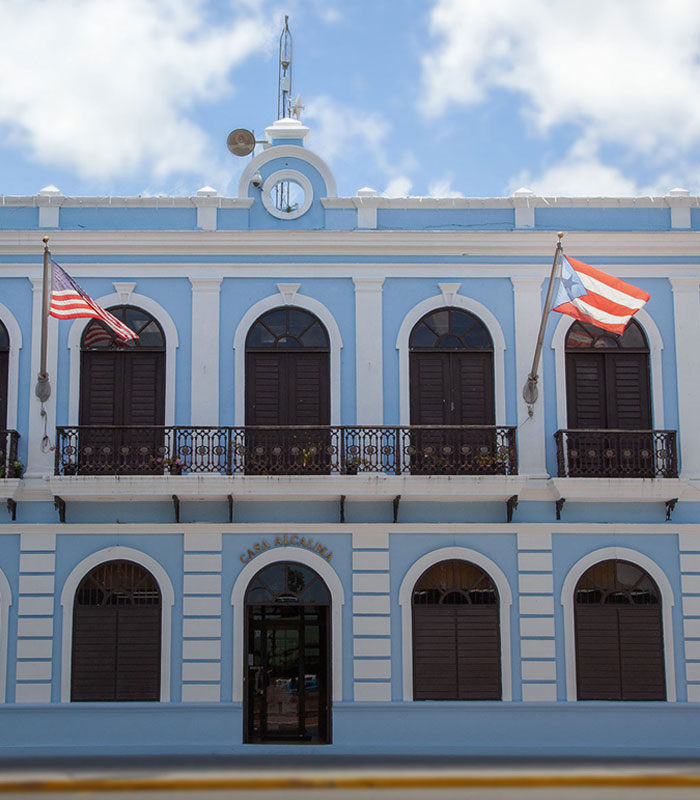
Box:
412, 559, 501, 700
575, 559, 665, 700
71, 560, 161, 701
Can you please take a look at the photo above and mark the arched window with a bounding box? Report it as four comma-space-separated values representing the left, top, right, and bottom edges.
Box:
244, 561, 331, 743
244, 308, 330, 474
0, 320, 8, 430
565, 319, 650, 430
78, 306, 166, 473
412, 559, 501, 700
409, 308, 498, 474
575, 559, 665, 701
71, 560, 161, 701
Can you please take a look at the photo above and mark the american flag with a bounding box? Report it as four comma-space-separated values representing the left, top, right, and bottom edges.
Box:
49, 260, 138, 342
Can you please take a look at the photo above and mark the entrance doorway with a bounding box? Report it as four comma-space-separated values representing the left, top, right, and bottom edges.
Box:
244, 562, 331, 744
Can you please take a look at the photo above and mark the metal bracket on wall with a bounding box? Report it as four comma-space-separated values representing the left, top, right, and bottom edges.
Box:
172, 494, 180, 524
506, 495, 518, 523
339, 495, 345, 524
6, 499, 16, 521
228, 495, 234, 524
54, 496, 66, 524
393, 495, 401, 524
666, 498, 678, 521
556, 498, 566, 521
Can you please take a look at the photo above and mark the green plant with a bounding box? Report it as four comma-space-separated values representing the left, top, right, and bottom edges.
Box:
0, 460, 24, 479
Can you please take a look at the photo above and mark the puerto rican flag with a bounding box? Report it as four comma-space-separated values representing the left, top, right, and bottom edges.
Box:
552, 256, 650, 335
49, 260, 138, 342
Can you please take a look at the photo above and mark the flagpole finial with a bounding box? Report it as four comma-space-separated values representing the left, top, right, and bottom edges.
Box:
557, 231, 564, 240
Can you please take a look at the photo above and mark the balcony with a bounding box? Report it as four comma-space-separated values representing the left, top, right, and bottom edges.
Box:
55, 425, 518, 477
554, 429, 678, 479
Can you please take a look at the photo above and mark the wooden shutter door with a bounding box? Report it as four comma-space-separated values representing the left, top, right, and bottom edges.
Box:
289, 352, 329, 425
123, 352, 164, 425
566, 353, 607, 428
413, 606, 458, 699
454, 352, 494, 425
246, 352, 285, 425
72, 605, 119, 701
80, 352, 120, 425
115, 605, 161, 701
575, 606, 622, 700
410, 353, 450, 424
608, 353, 651, 429
618, 606, 665, 700
455, 606, 501, 700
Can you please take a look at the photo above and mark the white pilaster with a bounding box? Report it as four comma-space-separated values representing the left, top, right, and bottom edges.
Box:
668, 188, 691, 229
26, 278, 58, 478
512, 188, 535, 229
16, 534, 56, 703
355, 188, 379, 229
352, 532, 391, 701
181, 533, 222, 702
353, 278, 384, 424
193, 186, 219, 231
512, 277, 548, 477
670, 278, 700, 478
37, 186, 62, 229
517, 532, 557, 701
189, 278, 222, 426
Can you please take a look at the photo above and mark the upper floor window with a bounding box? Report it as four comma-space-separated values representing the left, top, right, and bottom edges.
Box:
565, 319, 650, 429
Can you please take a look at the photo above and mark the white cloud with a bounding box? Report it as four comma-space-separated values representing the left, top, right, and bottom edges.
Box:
0, 0, 275, 184
428, 174, 463, 197
421, 0, 700, 161
383, 176, 413, 197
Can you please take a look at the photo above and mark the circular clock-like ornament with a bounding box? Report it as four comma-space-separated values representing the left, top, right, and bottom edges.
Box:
261, 169, 313, 220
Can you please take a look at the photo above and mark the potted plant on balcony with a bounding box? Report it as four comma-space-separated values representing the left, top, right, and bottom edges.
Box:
152, 456, 185, 475
0, 460, 24, 479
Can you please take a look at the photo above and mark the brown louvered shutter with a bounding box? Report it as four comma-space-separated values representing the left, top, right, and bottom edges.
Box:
290, 352, 329, 425
114, 605, 161, 701
413, 606, 501, 700
123, 352, 165, 425
80, 351, 119, 425
246, 352, 285, 424
410, 352, 449, 424
608, 354, 651, 429
455, 352, 494, 425
413, 606, 458, 699
566, 353, 606, 428
71, 606, 119, 701
575, 606, 665, 700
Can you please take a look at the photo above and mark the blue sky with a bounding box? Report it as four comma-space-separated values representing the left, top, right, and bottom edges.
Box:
1, 0, 700, 200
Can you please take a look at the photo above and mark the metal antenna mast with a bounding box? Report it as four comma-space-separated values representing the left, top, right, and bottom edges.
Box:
275, 16, 293, 212
278, 16, 293, 121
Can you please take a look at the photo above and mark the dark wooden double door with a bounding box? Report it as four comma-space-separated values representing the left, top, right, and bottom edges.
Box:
566, 351, 652, 476
245, 604, 330, 743
409, 351, 494, 473
80, 350, 165, 472
245, 351, 330, 474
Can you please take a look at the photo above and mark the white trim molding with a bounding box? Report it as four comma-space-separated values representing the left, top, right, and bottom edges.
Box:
552, 308, 664, 430
230, 547, 345, 703
261, 170, 314, 221
67, 291, 179, 425
233, 291, 343, 426
0, 303, 22, 431
560, 546, 676, 702
237, 145, 337, 199
0, 568, 12, 703
395, 290, 507, 425
398, 546, 513, 702
59, 546, 175, 702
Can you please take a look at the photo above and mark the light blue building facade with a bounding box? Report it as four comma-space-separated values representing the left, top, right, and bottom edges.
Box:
0, 117, 699, 755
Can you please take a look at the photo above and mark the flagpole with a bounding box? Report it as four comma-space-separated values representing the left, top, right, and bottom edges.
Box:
35, 236, 52, 403
522, 232, 564, 409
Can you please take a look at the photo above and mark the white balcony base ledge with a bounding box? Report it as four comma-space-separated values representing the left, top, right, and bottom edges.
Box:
46, 474, 529, 503
0, 479, 21, 502
548, 477, 693, 503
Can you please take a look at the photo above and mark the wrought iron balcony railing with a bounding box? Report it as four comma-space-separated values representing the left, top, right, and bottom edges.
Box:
555, 429, 678, 479
54, 425, 518, 477
0, 430, 20, 478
